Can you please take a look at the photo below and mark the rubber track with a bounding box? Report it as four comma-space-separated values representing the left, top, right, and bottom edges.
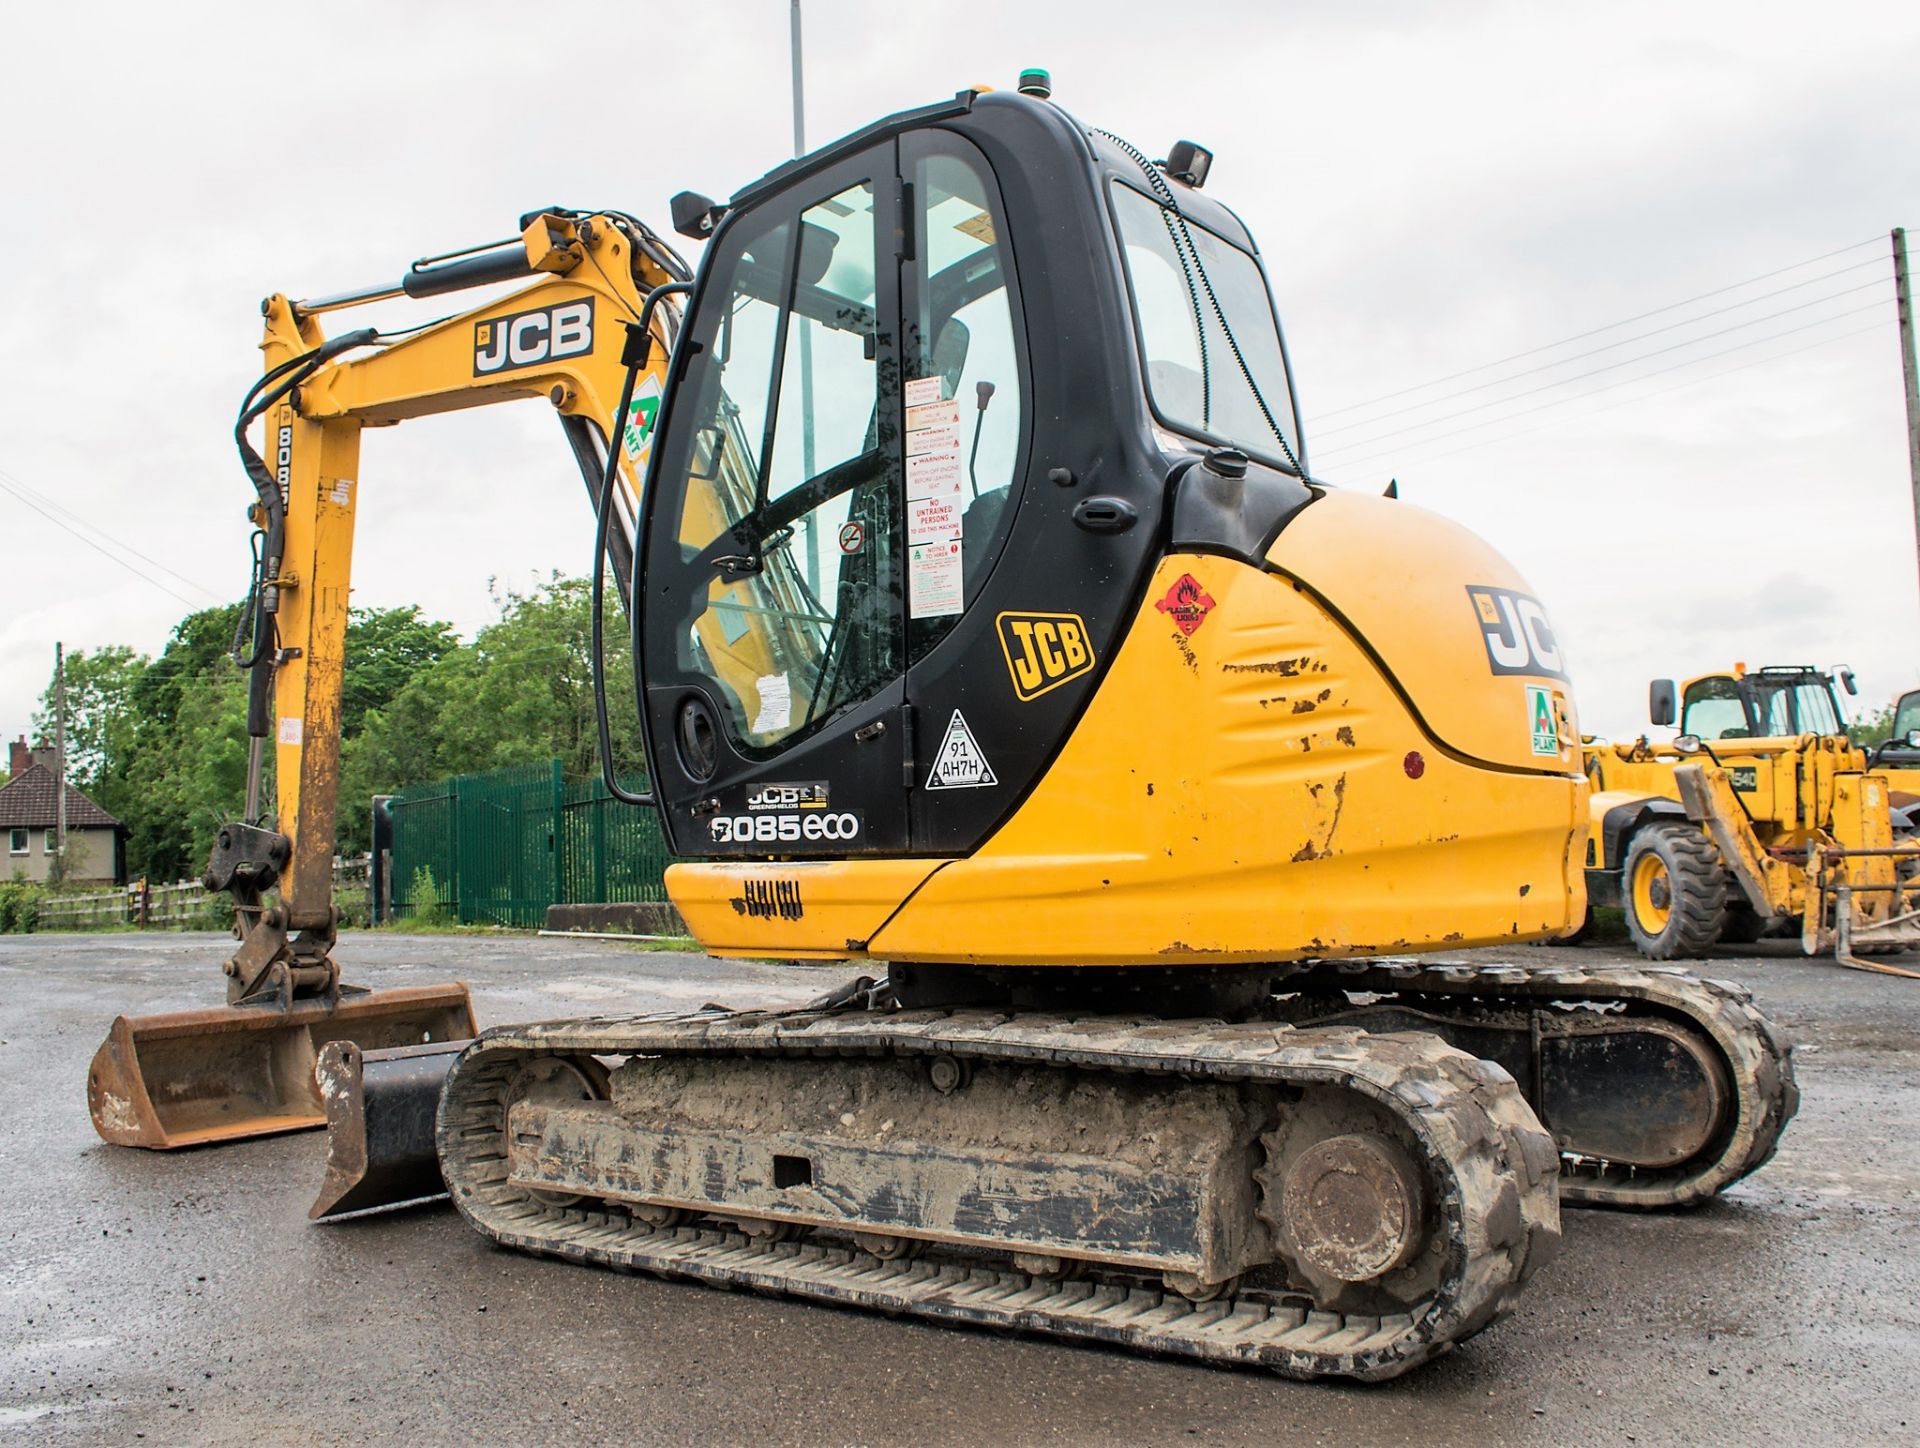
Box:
438, 1009, 1561, 1382
1291, 961, 1798, 1209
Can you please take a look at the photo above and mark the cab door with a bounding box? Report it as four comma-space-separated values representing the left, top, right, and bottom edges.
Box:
639, 145, 909, 856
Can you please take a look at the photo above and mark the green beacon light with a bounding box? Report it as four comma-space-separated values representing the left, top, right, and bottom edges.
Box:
1017, 68, 1052, 99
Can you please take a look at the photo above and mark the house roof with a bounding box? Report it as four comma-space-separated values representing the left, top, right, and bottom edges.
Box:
0, 764, 124, 831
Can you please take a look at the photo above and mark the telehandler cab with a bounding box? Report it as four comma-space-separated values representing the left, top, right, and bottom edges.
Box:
90, 82, 1795, 1380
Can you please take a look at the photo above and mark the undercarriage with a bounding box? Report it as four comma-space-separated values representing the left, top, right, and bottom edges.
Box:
428, 961, 1793, 1381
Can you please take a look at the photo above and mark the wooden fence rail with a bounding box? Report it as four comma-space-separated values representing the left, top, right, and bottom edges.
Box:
34, 857, 371, 933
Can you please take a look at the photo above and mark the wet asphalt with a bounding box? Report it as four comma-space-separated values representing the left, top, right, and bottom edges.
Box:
0, 931, 1914, 1447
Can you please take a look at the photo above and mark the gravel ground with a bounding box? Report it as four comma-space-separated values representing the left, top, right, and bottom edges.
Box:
0, 930, 1914, 1446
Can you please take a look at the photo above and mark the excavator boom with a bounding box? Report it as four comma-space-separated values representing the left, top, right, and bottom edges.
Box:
87, 208, 690, 1150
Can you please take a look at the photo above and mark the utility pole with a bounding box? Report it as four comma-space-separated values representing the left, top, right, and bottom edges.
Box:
53, 641, 67, 883
1894, 229, 1920, 614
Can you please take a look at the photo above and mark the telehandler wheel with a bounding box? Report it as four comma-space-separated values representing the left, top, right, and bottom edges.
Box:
1623, 822, 1730, 960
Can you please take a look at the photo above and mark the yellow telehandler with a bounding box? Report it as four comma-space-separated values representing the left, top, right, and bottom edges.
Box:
1583, 664, 1920, 974
93, 81, 1796, 1380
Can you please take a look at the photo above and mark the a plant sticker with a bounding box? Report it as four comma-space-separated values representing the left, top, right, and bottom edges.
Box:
1526, 684, 1559, 757
622, 374, 663, 465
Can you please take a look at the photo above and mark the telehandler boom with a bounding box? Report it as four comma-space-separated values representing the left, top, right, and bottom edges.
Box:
116, 83, 1796, 1379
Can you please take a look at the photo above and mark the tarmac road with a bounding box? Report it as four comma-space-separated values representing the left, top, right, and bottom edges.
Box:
0, 931, 1914, 1447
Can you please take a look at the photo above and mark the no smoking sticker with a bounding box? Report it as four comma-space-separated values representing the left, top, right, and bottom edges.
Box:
837, 520, 865, 555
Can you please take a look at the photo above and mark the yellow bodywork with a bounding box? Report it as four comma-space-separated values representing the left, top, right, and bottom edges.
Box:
1585, 729, 1920, 960
673, 491, 1590, 964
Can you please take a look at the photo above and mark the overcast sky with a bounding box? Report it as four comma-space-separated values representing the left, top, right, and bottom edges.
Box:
2, 0, 1917, 749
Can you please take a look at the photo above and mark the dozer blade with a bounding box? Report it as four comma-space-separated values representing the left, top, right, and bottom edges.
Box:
87, 984, 475, 1150
310, 1038, 470, 1220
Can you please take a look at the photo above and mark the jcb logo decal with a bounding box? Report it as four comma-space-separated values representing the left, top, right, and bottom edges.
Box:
1466, 585, 1567, 681
473, 298, 595, 375
997, 612, 1095, 701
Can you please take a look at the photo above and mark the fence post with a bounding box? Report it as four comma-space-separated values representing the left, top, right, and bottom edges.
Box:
448, 774, 463, 925
592, 778, 608, 904
550, 759, 565, 912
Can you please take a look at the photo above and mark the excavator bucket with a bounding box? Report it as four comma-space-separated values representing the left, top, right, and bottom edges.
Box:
87, 984, 474, 1150
309, 1037, 469, 1219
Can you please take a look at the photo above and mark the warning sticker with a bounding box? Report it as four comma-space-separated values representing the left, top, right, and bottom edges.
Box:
909, 539, 964, 617
904, 375, 945, 408
1155, 573, 1217, 637
907, 449, 963, 498
909, 492, 964, 545
837, 520, 865, 554
277, 716, 303, 746
906, 399, 961, 432
906, 422, 962, 457
1526, 684, 1559, 757
927, 710, 996, 789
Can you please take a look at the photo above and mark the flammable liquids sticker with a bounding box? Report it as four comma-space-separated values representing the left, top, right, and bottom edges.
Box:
909, 540, 964, 618
927, 710, 996, 789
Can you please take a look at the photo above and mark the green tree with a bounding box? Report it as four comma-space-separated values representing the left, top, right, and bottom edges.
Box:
1849, 700, 1896, 748
337, 576, 645, 852
341, 606, 458, 737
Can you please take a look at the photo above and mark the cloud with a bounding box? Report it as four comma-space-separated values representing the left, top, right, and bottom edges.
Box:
2, 0, 1917, 750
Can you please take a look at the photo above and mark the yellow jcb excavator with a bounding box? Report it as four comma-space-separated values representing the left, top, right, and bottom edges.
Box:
90, 82, 1795, 1380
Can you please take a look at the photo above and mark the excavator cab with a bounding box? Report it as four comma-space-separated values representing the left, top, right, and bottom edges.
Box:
630, 90, 1589, 973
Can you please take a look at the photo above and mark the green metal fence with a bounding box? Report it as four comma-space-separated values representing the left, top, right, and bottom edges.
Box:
385, 760, 675, 926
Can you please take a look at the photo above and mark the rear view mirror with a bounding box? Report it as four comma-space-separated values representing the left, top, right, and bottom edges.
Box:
1907, 729, 1920, 748
1838, 667, 1858, 696
1649, 678, 1677, 729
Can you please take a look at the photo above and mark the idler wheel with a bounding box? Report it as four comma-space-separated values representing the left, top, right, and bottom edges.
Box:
1277, 1133, 1425, 1283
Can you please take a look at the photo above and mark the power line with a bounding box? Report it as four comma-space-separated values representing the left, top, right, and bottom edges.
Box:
1338, 321, 1886, 476
0, 466, 225, 602
1310, 234, 1886, 420
1315, 291, 1887, 462
1320, 301, 1886, 472
0, 475, 206, 609
1309, 258, 1888, 439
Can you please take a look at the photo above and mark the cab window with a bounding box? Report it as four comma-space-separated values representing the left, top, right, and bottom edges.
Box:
1791, 683, 1841, 736
1894, 692, 1920, 741
901, 132, 1028, 658
1681, 677, 1750, 740
653, 171, 897, 755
